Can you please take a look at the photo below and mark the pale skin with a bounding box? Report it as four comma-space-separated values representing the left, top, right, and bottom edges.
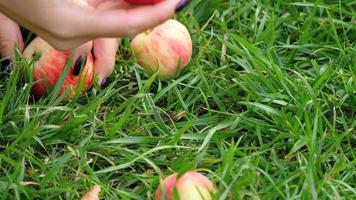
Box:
0, 0, 184, 85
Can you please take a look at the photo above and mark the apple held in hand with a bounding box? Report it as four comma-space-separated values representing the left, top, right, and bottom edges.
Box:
155, 171, 216, 200
123, 0, 164, 5
131, 19, 192, 79
23, 37, 94, 98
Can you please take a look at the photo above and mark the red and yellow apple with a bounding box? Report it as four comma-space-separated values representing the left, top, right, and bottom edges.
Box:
155, 171, 216, 200
123, 0, 164, 5
131, 19, 192, 79
23, 37, 94, 98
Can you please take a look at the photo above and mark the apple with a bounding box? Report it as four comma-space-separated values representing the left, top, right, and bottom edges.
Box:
23, 37, 94, 98
154, 171, 216, 200
123, 0, 164, 5
131, 19, 192, 79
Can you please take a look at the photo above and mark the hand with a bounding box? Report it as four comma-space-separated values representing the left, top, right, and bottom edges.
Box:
0, 0, 189, 51
0, 12, 117, 88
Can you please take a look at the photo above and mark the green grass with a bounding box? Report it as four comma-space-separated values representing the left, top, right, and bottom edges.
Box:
0, 0, 355, 199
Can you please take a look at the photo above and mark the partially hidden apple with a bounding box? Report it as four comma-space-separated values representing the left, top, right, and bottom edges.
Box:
123, 0, 164, 5
155, 171, 216, 200
23, 37, 94, 98
131, 19, 192, 80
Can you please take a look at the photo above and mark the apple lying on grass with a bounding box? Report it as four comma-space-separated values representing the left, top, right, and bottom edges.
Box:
124, 0, 164, 5
155, 171, 216, 200
131, 19, 192, 79
23, 37, 94, 98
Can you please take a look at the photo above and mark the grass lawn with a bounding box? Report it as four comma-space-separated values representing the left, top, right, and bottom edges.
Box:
0, 0, 355, 199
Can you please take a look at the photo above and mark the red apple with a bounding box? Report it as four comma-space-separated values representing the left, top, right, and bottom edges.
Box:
131, 19, 192, 79
123, 0, 164, 5
23, 37, 94, 98
155, 171, 216, 200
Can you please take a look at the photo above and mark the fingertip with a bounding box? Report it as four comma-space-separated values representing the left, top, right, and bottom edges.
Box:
71, 41, 92, 70
99, 76, 109, 88
95, 66, 112, 88
73, 54, 87, 76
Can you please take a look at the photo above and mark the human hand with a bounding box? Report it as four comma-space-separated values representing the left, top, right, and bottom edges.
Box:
0, 0, 190, 51
1, 12, 118, 88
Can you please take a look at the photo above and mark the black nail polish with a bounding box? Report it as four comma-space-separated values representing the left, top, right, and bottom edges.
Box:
100, 78, 109, 88
0, 59, 12, 72
175, 0, 191, 12
73, 54, 87, 76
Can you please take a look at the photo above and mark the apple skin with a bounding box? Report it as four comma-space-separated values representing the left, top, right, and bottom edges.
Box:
154, 171, 216, 200
123, 0, 164, 5
131, 19, 192, 80
23, 37, 94, 98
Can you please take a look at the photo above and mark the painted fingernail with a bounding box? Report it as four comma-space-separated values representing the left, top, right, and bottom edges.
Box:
0, 59, 12, 72
175, 0, 191, 13
100, 78, 109, 88
73, 54, 87, 76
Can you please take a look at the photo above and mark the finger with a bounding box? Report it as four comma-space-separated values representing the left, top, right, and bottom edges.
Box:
92, 38, 119, 86
72, 41, 93, 76
90, 0, 185, 37
0, 13, 24, 58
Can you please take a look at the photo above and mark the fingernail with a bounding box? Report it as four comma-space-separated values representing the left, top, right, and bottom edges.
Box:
175, 0, 191, 13
100, 78, 109, 88
0, 59, 12, 72
73, 54, 87, 76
